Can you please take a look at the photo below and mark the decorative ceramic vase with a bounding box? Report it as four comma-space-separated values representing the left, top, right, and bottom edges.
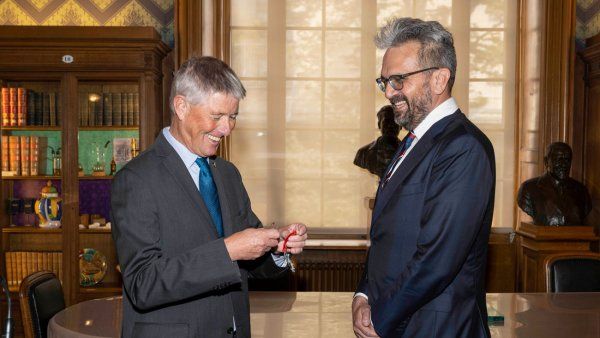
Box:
34, 180, 62, 228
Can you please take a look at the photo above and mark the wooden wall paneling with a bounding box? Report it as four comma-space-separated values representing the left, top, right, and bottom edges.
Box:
486, 231, 517, 292
571, 54, 586, 181
515, 0, 579, 291
175, 0, 231, 159
516, 0, 543, 229
175, 0, 202, 69
581, 34, 600, 244
63, 73, 79, 305
539, 0, 576, 149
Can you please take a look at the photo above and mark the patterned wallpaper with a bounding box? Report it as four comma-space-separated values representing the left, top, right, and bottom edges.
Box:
0, 0, 174, 47
577, 0, 600, 49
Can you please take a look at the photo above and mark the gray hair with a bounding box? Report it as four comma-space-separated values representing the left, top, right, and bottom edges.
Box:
375, 17, 456, 91
169, 56, 246, 113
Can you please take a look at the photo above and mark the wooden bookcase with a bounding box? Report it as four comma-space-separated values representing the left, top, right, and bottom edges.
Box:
0, 26, 170, 312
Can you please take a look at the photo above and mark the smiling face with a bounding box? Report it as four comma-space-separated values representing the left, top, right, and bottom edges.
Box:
381, 41, 434, 131
171, 92, 239, 157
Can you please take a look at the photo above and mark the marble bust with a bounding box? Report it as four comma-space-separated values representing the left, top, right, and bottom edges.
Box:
517, 142, 592, 226
354, 105, 401, 178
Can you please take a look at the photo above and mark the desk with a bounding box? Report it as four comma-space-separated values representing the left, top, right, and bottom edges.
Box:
48, 292, 600, 338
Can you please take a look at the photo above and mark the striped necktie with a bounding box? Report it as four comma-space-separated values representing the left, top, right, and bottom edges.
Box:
382, 132, 416, 188
195, 157, 224, 237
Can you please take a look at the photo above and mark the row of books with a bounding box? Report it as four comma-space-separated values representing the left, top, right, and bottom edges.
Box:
80, 92, 140, 127
1, 87, 60, 127
5, 251, 62, 288
1, 135, 40, 176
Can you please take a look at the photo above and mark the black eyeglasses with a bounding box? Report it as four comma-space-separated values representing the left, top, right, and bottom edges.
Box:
375, 67, 439, 92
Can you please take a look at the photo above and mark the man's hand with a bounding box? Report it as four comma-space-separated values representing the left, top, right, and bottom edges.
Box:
274, 223, 308, 254
224, 228, 280, 261
352, 296, 379, 338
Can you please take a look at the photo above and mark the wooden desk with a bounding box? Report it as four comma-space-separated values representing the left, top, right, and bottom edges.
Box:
48, 292, 600, 338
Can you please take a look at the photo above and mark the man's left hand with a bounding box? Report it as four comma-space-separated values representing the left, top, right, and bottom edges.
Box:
274, 223, 307, 254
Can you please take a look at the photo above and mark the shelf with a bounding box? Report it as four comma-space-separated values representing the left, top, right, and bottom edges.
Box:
1, 175, 61, 180
1, 126, 61, 131
79, 126, 138, 131
78, 175, 114, 180
2, 227, 62, 234
79, 228, 112, 233
78, 282, 121, 294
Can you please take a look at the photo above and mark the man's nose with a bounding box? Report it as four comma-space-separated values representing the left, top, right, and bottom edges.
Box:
217, 117, 233, 135
385, 82, 400, 100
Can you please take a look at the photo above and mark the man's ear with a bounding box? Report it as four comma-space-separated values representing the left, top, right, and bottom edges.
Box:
173, 95, 189, 121
431, 68, 451, 95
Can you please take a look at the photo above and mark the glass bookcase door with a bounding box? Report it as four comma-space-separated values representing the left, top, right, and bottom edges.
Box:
0, 79, 64, 291
76, 80, 140, 294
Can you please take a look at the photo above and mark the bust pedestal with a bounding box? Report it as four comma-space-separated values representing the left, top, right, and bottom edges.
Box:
516, 222, 598, 292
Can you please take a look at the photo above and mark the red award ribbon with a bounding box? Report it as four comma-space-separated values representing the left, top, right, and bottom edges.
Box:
282, 229, 297, 254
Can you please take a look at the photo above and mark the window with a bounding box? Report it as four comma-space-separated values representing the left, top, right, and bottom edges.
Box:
230, 0, 516, 231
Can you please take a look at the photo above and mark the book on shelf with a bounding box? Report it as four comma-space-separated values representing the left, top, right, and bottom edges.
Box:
34, 91, 42, 125
20, 135, 30, 176
127, 93, 134, 126
113, 92, 122, 127
5, 251, 63, 287
1, 87, 9, 126
8, 135, 20, 175
1, 135, 8, 172
42, 92, 50, 126
49, 92, 57, 126
27, 90, 35, 125
95, 93, 103, 126
3, 135, 39, 176
9, 87, 17, 126
133, 92, 140, 126
17, 87, 26, 126
103, 92, 113, 126
119, 92, 127, 126
30, 135, 39, 175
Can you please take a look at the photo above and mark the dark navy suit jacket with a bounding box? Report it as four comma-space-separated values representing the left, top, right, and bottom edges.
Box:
357, 111, 495, 338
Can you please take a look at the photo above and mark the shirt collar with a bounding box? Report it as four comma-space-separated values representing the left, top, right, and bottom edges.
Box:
412, 97, 458, 139
162, 127, 201, 170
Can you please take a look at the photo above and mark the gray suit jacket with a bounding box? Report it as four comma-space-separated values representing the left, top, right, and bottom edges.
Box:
111, 132, 286, 338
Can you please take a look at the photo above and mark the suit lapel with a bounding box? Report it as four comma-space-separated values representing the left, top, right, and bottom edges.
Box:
155, 133, 219, 238
371, 111, 462, 223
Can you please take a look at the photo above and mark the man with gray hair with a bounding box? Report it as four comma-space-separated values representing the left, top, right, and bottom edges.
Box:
112, 56, 307, 338
352, 18, 495, 337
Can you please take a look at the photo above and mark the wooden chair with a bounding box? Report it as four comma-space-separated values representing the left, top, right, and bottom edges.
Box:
544, 252, 600, 292
18, 271, 65, 338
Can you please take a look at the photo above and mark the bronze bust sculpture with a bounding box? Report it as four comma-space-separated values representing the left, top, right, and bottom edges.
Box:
517, 142, 592, 226
354, 105, 401, 178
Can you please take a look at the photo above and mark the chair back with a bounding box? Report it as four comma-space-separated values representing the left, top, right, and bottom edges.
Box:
18, 271, 65, 338
544, 252, 600, 292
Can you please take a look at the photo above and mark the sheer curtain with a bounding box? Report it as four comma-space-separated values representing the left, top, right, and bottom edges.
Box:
229, 0, 516, 231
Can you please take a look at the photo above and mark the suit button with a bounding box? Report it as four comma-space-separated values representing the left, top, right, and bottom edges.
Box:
227, 327, 234, 334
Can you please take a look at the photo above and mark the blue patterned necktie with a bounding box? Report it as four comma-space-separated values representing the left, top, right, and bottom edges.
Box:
382, 132, 416, 188
195, 157, 224, 237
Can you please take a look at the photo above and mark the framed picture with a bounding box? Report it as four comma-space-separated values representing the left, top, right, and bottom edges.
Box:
113, 138, 133, 165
